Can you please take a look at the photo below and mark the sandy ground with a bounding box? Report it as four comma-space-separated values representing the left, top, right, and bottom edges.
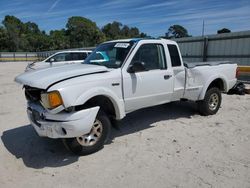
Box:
0, 62, 250, 188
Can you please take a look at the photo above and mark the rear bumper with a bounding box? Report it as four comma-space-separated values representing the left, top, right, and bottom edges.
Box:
27, 102, 99, 139
228, 78, 237, 91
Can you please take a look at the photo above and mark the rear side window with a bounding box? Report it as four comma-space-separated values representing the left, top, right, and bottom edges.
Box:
71, 53, 87, 60
168, 44, 181, 67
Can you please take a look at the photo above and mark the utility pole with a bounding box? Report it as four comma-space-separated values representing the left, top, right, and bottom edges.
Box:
202, 20, 205, 36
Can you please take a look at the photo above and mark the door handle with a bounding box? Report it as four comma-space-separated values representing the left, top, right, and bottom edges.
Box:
164, 75, 172, 80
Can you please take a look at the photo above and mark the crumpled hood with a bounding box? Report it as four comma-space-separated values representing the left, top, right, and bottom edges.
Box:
15, 64, 108, 89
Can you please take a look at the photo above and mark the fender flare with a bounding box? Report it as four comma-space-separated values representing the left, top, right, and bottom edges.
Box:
74, 87, 125, 120
198, 75, 228, 100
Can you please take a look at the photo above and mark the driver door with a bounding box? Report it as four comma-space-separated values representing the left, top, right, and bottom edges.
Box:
122, 43, 174, 112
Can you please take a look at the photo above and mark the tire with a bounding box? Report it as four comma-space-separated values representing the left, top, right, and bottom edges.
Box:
198, 87, 222, 116
62, 110, 111, 156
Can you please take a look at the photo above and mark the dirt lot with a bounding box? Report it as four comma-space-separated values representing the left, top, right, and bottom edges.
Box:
0, 62, 250, 188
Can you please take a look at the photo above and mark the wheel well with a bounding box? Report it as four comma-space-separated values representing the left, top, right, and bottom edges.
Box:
207, 78, 225, 91
75, 95, 116, 118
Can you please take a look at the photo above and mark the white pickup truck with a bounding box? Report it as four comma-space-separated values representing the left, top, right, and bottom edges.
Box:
15, 38, 237, 155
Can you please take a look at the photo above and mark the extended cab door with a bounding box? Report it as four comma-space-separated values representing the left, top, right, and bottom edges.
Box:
167, 44, 186, 101
122, 42, 174, 112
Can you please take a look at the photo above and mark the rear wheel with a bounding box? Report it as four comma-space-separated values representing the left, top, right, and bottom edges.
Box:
62, 110, 111, 155
198, 87, 222, 116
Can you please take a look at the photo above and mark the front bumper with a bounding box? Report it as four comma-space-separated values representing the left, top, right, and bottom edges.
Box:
27, 102, 99, 139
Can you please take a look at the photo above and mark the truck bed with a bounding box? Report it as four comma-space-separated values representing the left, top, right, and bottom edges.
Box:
181, 62, 237, 101
184, 61, 233, 68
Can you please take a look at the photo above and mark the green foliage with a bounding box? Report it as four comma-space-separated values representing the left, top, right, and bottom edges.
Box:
217, 28, 231, 34
102, 21, 147, 40
2, 15, 24, 51
0, 15, 148, 52
102, 21, 122, 40
166, 25, 190, 38
50, 29, 69, 50
1, 15, 52, 51
0, 26, 8, 51
24, 22, 40, 34
66, 16, 105, 47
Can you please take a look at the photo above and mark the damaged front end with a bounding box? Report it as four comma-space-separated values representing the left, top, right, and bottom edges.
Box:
24, 86, 99, 138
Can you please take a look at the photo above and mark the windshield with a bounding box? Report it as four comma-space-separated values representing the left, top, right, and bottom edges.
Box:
83, 41, 135, 68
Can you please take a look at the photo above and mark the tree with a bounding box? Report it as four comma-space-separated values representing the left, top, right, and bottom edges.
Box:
140, 32, 147, 38
166, 25, 190, 38
0, 15, 149, 51
23, 21, 51, 51
24, 22, 40, 34
66, 16, 105, 47
2, 15, 24, 51
121, 25, 130, 38
129, 27, 140, 37
50, 29, 69, 50
34, 34, 52, 51
102, 21, 122, 40
102, 21, 147, 40
0, 26, 8, 51
1, 15, 50, 51
217, 28, 231, 34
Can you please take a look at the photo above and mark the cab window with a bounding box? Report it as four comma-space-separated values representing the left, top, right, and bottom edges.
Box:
131, 44, 166, 70
46, 53, 71, 62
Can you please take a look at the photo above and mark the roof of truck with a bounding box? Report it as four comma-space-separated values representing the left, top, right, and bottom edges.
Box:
54, 50, 93, 53
104, 38, 176, 44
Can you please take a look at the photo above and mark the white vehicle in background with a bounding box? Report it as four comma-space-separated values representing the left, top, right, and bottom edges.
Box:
26, 50, 92, 71
15, 38, 237, 156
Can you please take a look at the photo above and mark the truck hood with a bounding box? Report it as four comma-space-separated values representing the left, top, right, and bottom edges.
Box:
15, 64, 108, 89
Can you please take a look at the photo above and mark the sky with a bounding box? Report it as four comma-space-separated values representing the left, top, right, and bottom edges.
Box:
0, 0, 250, 37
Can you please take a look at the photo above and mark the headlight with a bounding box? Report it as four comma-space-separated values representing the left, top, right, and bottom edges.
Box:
41, 91, 63, 109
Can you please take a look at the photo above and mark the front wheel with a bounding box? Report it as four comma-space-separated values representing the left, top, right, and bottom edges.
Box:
198, 87, 222, 116
62, 110, 111, 155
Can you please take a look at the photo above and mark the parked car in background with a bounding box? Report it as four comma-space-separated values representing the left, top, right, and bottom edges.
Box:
25, 50, 92, 71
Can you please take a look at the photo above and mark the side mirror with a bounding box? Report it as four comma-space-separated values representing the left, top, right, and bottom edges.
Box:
50, 58, 55, 62
127, 61, 146, 73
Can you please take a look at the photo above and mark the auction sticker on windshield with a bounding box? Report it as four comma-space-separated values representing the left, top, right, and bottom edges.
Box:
114, 43, 130, 48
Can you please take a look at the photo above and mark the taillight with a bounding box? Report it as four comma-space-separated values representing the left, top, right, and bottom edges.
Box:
236, 67, 240, 78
